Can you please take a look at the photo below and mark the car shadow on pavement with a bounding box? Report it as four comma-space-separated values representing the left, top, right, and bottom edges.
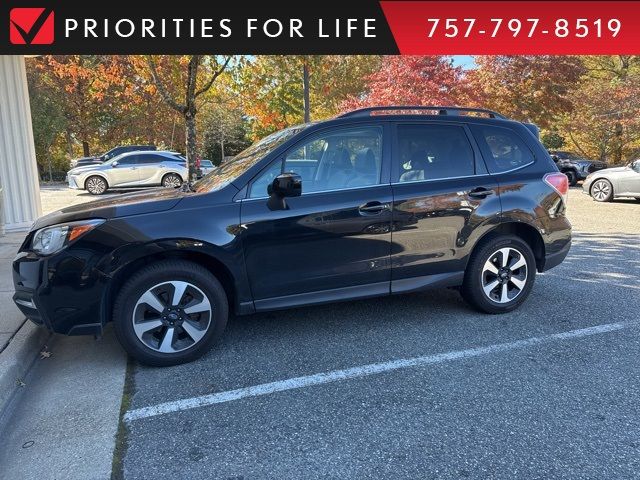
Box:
129, 230, 640, 393
556, 232, 640, 290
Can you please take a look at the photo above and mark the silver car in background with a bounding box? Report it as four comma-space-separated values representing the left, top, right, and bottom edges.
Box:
583, 159, 640, 202
67, 150, 187, 195
199, 159, 215, 176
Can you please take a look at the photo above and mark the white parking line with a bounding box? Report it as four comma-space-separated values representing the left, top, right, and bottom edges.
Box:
124, 320, 639, 423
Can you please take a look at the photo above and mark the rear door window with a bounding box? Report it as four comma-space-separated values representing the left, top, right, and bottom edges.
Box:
394, 124, 475, 182
138, 154, 163, 164
470, 125, 535, 173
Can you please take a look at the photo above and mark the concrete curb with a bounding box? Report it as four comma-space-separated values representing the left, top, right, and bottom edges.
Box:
0, 319, 52, 415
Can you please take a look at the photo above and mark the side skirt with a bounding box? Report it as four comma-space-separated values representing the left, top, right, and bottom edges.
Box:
251, 271, 465, 313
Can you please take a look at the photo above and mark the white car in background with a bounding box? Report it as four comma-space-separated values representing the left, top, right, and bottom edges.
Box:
583, 159, 640, 202
67, 151, 187, 195
199, 159, 215, 177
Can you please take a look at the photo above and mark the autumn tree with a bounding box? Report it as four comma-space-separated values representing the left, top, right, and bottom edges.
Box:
468, 56, 584, 128
28, 55, 176, 163
26, 62, 67, 180
556, 56, 640, 164
33, 55, 118, 157
342, 56, 471, 110
239, 56, 380, 139
144, 55, 231, 179
199, 83, 250, 164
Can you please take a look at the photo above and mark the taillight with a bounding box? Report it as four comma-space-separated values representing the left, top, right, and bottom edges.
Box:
544, 172, 569, 205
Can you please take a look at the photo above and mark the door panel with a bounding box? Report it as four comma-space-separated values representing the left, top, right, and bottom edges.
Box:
240, 123, 392, 301
619, 163, 640, 194
109, 155, 140, 186
241, 186, 393, 299
391, 176, 500, 280
137, 154, 163, 184
390, 122, 500, 283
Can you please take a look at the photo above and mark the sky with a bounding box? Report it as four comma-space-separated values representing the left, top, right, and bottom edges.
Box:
452, 55, 477, 69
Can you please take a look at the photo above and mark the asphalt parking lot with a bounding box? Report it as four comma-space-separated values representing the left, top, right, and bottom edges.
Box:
114, 188, 640, 479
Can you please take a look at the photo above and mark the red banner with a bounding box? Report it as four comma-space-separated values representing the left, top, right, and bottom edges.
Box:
380, 1, 640, 54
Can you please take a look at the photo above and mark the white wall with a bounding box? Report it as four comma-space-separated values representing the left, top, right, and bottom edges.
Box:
0, 55, 42, 233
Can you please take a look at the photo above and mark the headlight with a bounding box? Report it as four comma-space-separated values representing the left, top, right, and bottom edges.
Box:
31, 219, 105, 255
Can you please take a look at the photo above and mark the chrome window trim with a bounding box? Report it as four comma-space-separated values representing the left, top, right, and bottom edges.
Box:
391, 173, 492, 186
240, 183, 389, 202
391, 160, 535, 185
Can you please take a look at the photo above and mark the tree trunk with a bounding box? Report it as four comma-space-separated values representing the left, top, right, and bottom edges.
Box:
82, 140, 90, 157
185, 112, 197, 181
65, 130, 74, 158
220, 138, 225, 161
303, 61, 311, 123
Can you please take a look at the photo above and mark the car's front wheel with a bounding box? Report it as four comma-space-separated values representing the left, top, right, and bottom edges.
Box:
462, 235, 536, 314
590, 179, 613, 202
113, 260, 228, 366
162, 173, 183, 188
564, 170, 578, 187
85, 176, 108, 195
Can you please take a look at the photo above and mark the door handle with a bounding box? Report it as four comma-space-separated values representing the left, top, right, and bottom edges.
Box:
359, 202, 390, 214
468, 187, 494, 198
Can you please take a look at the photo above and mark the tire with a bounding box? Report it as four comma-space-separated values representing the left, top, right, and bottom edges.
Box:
462, 235, 536, 314
85, 176, 108, 195
590, 179, 613, 202
635, 197, 640, 202
564, 170, 578, 187
113, 260, 228, 366
162, 173, 183, 188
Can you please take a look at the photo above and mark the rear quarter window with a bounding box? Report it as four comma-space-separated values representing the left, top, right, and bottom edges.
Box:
470, 125, 535, 174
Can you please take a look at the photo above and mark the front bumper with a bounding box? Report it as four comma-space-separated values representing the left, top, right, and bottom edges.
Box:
582, 177, 594, 195
68, 175, 80, 189
12, 248, 109, 336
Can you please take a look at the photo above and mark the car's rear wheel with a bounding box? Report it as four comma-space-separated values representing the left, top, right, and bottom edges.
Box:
113, 260, 228, 366
564, 170, 578, 187
590, 179, 613, 202
85, 176, 108, 195
162, 173, 182, 188
462, 235, 536, 314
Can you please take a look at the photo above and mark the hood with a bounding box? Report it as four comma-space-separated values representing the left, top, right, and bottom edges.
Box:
70, 156, 99, 165
600, 166, 628, 174
72, 156, 98, 162
31, 187, 187, 231
68, 163, 109, 175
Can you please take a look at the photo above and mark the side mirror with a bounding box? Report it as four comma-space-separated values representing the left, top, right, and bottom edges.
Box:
268, 172, 302, 198
111, 161, 118, 167
267, 172, 302, 210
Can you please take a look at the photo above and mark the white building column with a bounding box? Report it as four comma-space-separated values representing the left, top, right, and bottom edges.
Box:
0, 55, 42, 233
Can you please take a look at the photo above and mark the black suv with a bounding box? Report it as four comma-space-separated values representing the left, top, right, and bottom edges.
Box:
549, 150, 608, 186
13, 107, 571, 366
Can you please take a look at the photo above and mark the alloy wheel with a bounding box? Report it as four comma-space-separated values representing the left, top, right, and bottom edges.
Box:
591, 180, 611, 201
86, 177, 107, 194
481, 247, 528, 304
162, 174, 182, 188
132, 281, 212, 353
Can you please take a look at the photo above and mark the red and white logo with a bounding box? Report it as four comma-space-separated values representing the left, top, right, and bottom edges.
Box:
9, 8, 54, 45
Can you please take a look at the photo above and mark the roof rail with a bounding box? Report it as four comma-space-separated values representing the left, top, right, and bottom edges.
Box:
339, 106, 506, 119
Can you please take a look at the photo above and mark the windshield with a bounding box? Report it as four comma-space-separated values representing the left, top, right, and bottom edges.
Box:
194, 125, 309, 193
201, 160, 213, 167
